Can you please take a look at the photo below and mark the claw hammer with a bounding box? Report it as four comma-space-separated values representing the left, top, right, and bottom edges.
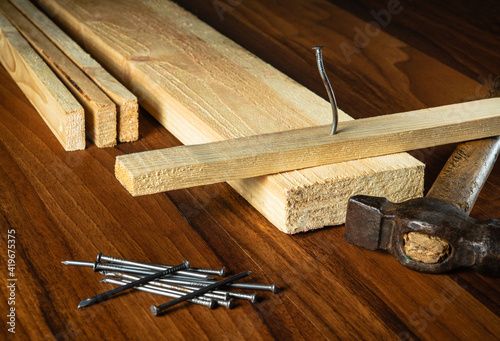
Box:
344, 84, 500, 277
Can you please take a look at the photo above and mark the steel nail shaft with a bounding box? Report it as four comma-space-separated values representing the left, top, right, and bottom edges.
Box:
147, 262, 225, 277
93, 263, 212, 282
104, 278, 234, 309
78, 260, 189, 309
101, 271, 256, 302
62, 260, 94, 267
313, 46, 339, 135
114, 272, 229, 301
97, 253, 210, 279
102, 278, 216, 309
160, 278, 279, 293
151, 271, 251, 316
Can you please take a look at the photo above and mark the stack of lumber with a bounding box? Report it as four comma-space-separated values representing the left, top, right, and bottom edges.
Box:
0, 10, 84, 150
35, 0, 427, 233
0, 0, 138, 150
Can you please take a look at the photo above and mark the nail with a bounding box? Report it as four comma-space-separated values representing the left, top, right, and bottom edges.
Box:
64, 260, 148, 271
97, 253, 211, 279
151, 271, 251, 316
94, 262, 213, 281
105, 278, 233, 309
159, 277, 279, 293
178, 266, 225, 277
78, 260, 189, 309
94, 263, 159, 275
102, 271, 252, 302
114, 272, 229, 301
62, 260, 94, 267
313, 46, 339, 135
101, 270, 211, 288
227, 292, 258, 303
229, 282, 279, 294
145, 262, 225, 276
102, 278, 215, 309
216, 298, 234, 309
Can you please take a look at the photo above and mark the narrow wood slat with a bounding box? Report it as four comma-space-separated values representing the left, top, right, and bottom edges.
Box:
116, 98, 500, 195
0, 11, 84, 150
11, 0, 139, 142
0, 1, 117, 148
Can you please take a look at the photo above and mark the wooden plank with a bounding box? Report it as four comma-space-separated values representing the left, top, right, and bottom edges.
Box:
37, 0, 425, 233
0, 1, 116, 148
0, 11, 84, 151
116, 98, 500, 194
11, 0, 139, 143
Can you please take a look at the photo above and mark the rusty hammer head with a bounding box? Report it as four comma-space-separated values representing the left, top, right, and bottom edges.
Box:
345, 195, 500, 277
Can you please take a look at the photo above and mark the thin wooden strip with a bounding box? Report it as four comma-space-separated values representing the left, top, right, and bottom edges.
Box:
0, 12, 84, 151
11, 0, 139, 143
116, 98, 500, 195
0, 1, 116, 148
38, 0, 425, 233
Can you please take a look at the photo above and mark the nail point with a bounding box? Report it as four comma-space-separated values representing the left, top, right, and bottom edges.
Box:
77, 298, 95, 309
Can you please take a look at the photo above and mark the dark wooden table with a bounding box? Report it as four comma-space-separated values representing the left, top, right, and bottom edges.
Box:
1, 0, 499, 339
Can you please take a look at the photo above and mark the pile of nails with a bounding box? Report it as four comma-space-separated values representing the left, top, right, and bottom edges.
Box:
62, 253, 279, 316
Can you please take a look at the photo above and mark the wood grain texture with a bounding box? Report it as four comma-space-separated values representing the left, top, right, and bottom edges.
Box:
11, 0, 139, 143
0, 1, 116, 148
0, 0, 499, 339
36, 0, 425, 233
0, 11, 84, 150
116, 98, 500, 195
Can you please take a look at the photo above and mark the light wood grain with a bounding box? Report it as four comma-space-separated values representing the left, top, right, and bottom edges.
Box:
37, 0, 425, 233
11, 0, 139, 142
0, 1, 116, 148
116, 98, 500, 194
0, 11, 84, 150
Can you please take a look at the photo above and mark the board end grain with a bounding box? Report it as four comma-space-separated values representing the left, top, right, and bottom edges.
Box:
118, 99, 139, 142
115, 155, 136, 195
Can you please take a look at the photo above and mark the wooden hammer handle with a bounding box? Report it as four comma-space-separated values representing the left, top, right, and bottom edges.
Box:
427, 136, 500, 214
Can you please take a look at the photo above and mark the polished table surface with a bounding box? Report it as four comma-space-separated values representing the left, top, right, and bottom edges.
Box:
0, 0, 499, 339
